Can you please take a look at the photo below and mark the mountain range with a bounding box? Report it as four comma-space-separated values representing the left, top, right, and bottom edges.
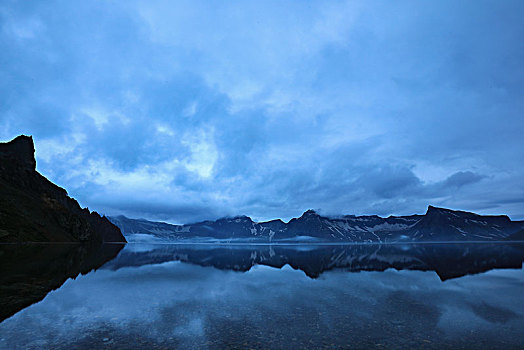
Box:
2, 134, 523, 244
109, 206, 524, 243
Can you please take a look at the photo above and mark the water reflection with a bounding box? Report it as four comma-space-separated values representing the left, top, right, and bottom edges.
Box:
105, 243, 524, 280
0, 243, 523, 349
0, 243, 123, 322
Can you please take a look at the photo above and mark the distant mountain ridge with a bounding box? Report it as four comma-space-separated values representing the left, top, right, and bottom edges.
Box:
109, 206, 524, 243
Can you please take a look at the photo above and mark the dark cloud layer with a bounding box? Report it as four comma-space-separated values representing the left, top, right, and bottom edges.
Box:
1, 0, 523, 222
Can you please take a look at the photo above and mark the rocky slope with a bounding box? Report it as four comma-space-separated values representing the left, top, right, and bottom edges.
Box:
0, 135, 126, 243
110, 206, 524, 243
507, 229, 524, 241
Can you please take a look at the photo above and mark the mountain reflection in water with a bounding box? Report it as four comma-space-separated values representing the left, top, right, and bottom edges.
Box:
105, 243, 524, 280
1, 243, 523, 349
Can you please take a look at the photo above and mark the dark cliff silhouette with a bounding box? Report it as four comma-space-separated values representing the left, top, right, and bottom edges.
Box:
0, 135, 126, 243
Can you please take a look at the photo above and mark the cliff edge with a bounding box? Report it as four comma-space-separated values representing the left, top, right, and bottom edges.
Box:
0, 135, 126, 243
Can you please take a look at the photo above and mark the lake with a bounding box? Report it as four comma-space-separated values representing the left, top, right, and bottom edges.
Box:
1, 243, 524, 349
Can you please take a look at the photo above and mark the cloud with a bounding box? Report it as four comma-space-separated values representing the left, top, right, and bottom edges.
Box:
1, 0, 523, 222
181, 127, 218, 179
442, 171, 485, 189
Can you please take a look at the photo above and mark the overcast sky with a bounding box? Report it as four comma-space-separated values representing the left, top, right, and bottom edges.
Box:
1, 1, 523, 223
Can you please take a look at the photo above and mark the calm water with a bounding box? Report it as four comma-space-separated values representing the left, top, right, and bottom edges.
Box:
1, 243, 524, 349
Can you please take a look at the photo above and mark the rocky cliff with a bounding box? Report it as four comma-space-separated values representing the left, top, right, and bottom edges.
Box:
0, 135, 126, 243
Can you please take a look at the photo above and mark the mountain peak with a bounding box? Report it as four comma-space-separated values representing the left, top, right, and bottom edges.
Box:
425, 205, 459, 216
301, 209, 320, 217
427, 205, 444, 212
217, 215, 253, 223
0, 135, 36, 170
